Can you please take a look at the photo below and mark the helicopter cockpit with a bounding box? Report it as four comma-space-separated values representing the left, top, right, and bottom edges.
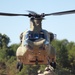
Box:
22, 30, 49, 48
26, 30, 45, 41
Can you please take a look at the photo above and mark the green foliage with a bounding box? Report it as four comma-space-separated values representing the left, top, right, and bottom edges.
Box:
59, 44, 69, 67
0, 33, 10, 48
0, 33, 75, 75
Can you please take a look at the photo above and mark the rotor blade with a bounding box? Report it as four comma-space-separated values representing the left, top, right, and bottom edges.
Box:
45, 10, 75, 16
0, 12, 29, 16
27, 10, 38, 15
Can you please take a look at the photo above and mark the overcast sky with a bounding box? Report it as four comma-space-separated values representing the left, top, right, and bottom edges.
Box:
0, 0, 75, 45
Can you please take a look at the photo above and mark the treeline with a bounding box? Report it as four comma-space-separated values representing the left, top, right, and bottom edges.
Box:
0, 33, 75, 75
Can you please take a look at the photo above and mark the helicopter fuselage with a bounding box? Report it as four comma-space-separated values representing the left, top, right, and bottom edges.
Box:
16, 29, 56, 65
16, 18, 56, 71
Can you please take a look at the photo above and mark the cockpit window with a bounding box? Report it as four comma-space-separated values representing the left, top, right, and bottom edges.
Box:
39, 31, 44, 38
34, 33, 39, 39
28, 33, 39, 41
26, 31, 45, 41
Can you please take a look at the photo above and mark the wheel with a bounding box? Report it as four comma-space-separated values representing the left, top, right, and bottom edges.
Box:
17, 62, 23, 71
50, 62, 56, 69
17, 62, 20, 69
18, 63, 23, 71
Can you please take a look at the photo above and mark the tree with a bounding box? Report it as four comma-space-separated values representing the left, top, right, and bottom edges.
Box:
0, 33, 10, 48
2, 34, 10, 48
51, 39, 69, 68
0, 33, 2, 48
68, 44, 75, 73
59, 44, 69, 68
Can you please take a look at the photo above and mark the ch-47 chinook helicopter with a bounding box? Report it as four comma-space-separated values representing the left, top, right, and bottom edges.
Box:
0, 9, 75, 71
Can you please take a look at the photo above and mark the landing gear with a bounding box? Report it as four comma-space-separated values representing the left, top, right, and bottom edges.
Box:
17, 62, 23, 71
50, 62, 56, 69
35, 58, 38, 65
47, 58, 56, 69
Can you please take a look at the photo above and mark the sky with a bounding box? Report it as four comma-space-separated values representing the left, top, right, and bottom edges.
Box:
0, 0, 75, 45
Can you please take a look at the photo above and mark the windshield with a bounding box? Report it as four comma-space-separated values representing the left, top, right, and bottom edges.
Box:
28, 33, 45, 41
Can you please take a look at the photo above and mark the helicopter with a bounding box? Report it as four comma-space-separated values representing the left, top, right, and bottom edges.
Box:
0, 9, 75, 71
